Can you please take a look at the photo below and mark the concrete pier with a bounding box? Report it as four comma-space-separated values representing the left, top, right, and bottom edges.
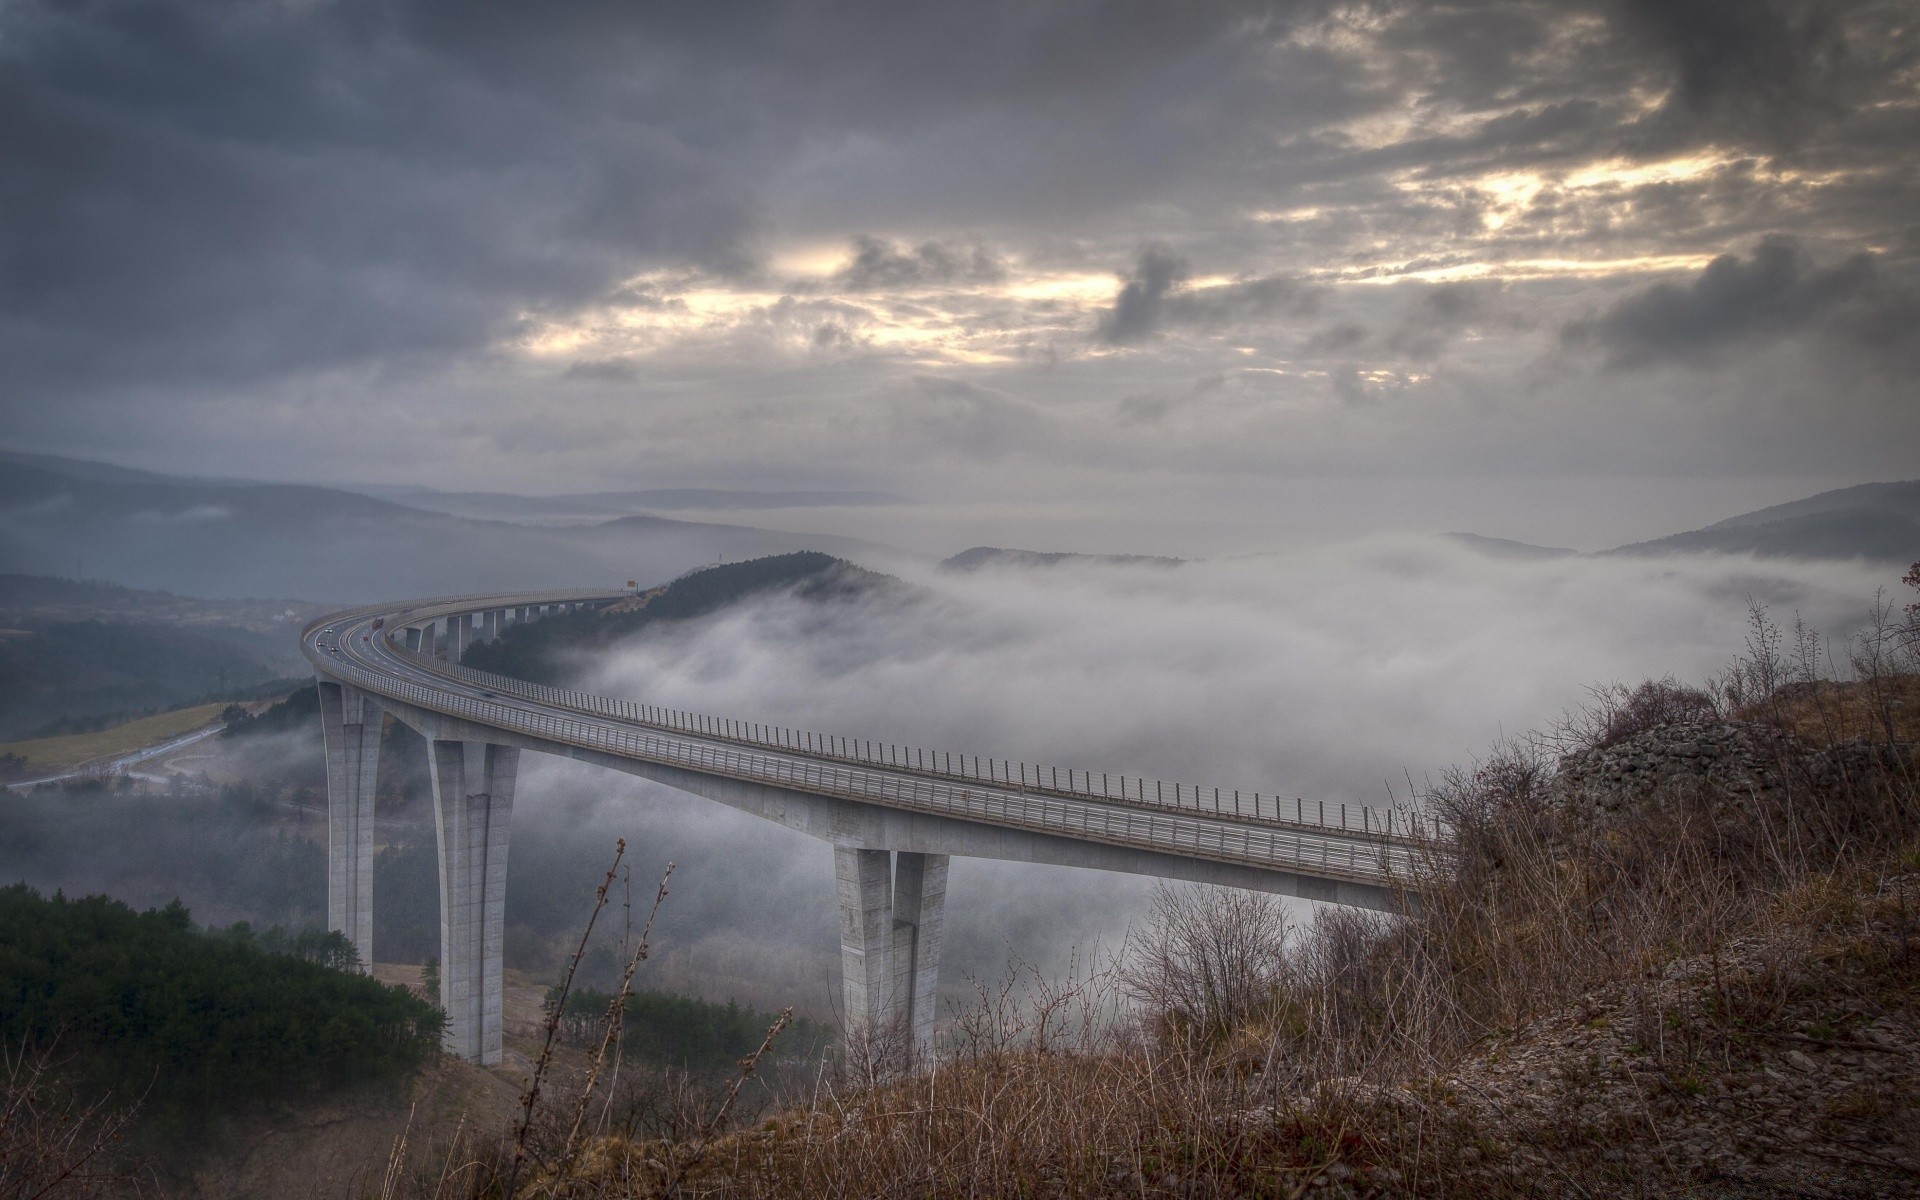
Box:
318, 681, 381, 970
837, 848, 948, 1063
892, 851, 947, 1056
448, 613, 473, 662
428, 740, 519, 1065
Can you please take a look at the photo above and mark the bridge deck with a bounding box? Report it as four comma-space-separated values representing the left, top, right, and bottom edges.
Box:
304, 592, 1438, 894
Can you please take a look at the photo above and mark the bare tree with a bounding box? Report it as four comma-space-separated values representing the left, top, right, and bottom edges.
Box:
0, 1040, 142, 1200
1120, 882, 1290, 1043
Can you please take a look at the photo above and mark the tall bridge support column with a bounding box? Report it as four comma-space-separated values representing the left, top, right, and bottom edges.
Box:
448, 613, 473, 662
317, 681, 380, 971
893, 851, 947, 1057
428, 740, 519, 1065
835, 849, 948, 1066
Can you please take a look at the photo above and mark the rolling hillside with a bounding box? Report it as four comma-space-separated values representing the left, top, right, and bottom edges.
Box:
1606, 480, 1920, 562
0, 453, 898, 601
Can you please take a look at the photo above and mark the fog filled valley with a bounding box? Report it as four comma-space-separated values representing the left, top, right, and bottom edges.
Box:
2, 447, 1918, 1196
6, 454, 1909, 1022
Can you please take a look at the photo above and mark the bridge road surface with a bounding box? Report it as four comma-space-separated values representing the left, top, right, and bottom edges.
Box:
306, 590, 1435, 1065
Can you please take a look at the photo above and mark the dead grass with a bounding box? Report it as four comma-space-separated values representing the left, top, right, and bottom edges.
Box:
0, 702, 227, 773
1742, 673, 1920, 748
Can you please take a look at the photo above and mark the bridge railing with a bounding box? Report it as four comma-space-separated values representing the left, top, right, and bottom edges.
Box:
320, 651, 1429, 889
388, 623, 1442, 846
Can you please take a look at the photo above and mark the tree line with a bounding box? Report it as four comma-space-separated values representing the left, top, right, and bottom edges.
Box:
0, 885, 442, 1127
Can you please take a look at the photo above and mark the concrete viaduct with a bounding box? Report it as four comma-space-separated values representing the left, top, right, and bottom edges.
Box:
304, 590, 1435, 1067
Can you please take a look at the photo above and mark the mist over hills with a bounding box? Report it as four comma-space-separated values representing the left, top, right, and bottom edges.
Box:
1442, 533, 1579, 561
1604, 480, 1920, 562
0, 448, 255, 488
1443, 480, 1920, 565
939, 546, 1187, 572
946, 480, 1918, 573
463, 551, 904, 685
0, 453, 898, 601
355, 485, 912, 526
3, 451, 1911, 614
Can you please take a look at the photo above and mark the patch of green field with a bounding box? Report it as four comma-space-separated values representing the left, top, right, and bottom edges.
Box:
0, 702, 228, 773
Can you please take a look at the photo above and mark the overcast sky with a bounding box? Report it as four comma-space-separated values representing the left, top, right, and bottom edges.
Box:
4, 0, 1916, 553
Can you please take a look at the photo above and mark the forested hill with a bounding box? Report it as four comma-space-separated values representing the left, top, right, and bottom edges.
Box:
461, 552, 903, 685
0, 885, 440, 1129
0, 620, 296, 740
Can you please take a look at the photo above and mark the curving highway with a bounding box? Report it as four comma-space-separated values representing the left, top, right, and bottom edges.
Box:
304, 588, 1440, 1064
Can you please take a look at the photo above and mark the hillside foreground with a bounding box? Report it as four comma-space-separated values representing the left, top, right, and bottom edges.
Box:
10, 590, 1918, 1199
355, 599, 1920, 1199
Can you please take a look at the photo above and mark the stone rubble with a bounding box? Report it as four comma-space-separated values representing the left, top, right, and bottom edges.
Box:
1550, 719, 1913, 817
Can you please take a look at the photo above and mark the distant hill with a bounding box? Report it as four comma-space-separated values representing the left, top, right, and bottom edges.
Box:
1447, 481, 1920, 565
363, 486, 912, 524
1605, 481, 1920, 563
0, 448, 258, 488
0, 573, 324, 637
939, 546, 1186, 572
0, 573, 324, 737
0, 454, 898, 601
0, 619, 292, 740
1444, 533, 1578, 560
463, 552, 906, 684
1694, 481, 1920, 531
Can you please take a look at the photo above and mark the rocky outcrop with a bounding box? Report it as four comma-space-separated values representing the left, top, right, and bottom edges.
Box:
1551, 720, 1913, 816
1551, 721, 1802, 814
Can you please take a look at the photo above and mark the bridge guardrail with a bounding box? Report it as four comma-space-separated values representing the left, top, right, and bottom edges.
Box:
385, 607, 1443, 846
316, 645, 1427, 889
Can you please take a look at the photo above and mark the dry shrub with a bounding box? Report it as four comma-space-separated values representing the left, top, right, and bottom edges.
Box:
0, 1041, 144, 1199
1120, 883, 1291, 1046
1560, 677, 1722, 751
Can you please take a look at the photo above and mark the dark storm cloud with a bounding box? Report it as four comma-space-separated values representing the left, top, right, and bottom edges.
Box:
1099, 245, 1191, 345
0, 0, 1292, 402
1383, 283, 1503, 361
1173, 275, 1324, 331
1563, 237, 1920, 369
3, 0, 1917, 495
832, 236, 1008, 291
1600, 0, 1848, 143
0, 0, 755, 397
1099, 244, 1321, 347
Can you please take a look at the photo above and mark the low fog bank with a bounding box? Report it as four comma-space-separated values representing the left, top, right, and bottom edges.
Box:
503, 537, 1898, 1008
584, 537, 1893, 802
12, 538, 1895, 1028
